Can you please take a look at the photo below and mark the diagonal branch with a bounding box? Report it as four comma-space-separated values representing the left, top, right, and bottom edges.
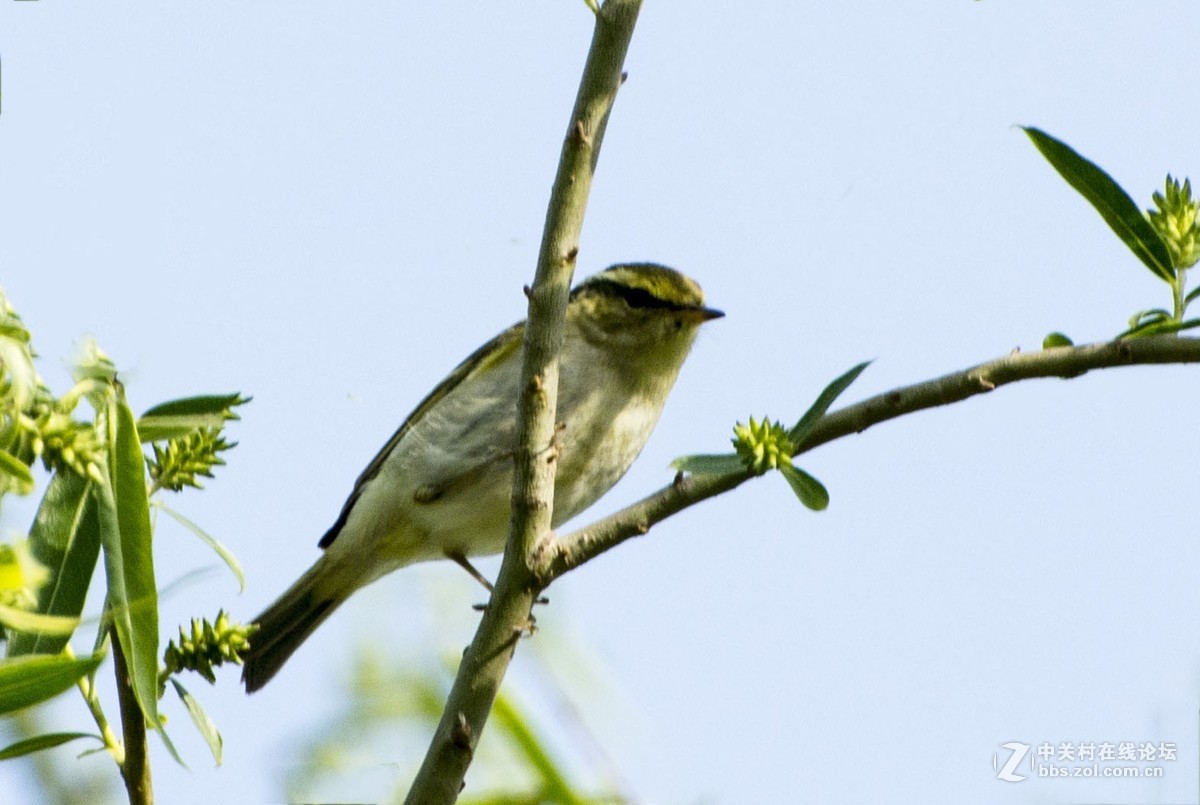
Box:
404, 2, 642, 802
531, 335, 1200, 582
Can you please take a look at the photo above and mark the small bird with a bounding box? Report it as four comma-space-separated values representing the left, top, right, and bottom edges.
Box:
242, 263, 722, 692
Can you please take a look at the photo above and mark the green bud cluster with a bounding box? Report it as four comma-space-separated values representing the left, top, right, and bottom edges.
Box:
1148, 175, 1200, 270
0, 293, 111, 493
732, 416, 796, 475
161, 610, 257, 686
147, 428, 236, 492
30, 408, 105, 482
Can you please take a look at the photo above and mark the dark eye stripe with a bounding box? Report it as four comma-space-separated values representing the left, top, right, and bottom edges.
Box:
577, 278, 687, 311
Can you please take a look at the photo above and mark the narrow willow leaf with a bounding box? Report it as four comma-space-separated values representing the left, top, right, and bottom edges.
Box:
0, 451, 34, 496
1023, 127, 1174, 282
137, 394, 247, 443
154, 501, 244, 591
7, 471, 101, 657
0, 333, 37, 411
1185, 285, 1200, 305
156, 720, 187, 769
0, 319, 31, 344
780, 464, 829, 511
1122, 317, 1200, 339
0, 604, 79, 636
0, 653, 103, 714
669, 453, 746, 476
491, 691, 576, 801
789, 361, 871, 444
170, 679, 223, 766
1128, 309, 1171, 328
135, 418, 214, 444
140, 393, 247, 419
0, 731, 102, 761
98, 399, 160, 729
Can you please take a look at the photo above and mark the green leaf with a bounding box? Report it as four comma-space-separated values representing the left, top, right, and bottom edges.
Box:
97, 399, 160, 729
1023, 127, 1174, 282
170, 679, 223, 766
156, 720, 187, 769
1128, 309, 1171, 328
1118, 312, 1180, 339
146, 428, 236, 492
0, 451, 34, 497
1185, 285, 1200, 306
0, 653, 104, 714
1121, 317, 1200, 339
491, 691, 578, 802
780, 464, 829, 511
1042, 332, 1074, 348
154, 502, 244, 591
0, 604, 79, 637
0, 731, 102, 761
669, 453, 747, 476
0, 329, 38, 412
137, 394, 248, 443
788, 361, 871, 444
7, 471, 101, 657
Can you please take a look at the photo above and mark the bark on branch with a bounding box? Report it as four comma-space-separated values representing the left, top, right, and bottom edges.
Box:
404, 2, 643, 802
530, 335, 1200, 581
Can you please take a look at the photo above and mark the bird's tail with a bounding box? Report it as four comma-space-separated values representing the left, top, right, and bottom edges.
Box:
241, 558, 350, 693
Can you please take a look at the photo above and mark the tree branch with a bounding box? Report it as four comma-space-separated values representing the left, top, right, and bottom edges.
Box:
404, 2, 642, 802
531, 335, 1200, 581
112, 623, 153, 805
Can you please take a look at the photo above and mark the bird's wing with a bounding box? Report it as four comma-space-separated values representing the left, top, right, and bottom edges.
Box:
318, 320, 525, 549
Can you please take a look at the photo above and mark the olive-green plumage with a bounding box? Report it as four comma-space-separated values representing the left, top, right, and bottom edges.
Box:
242, 264, 721, 692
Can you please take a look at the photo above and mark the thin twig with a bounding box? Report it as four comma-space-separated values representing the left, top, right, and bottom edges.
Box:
111, 623, 153, 805
73, 643, 124, 767
531, 335, 1200, 580
403, 2, 643, 802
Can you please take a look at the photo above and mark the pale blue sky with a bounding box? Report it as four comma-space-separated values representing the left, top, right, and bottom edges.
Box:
3, 3, 1199, 803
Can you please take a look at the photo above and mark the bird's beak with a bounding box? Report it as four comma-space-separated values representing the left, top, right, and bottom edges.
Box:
689, 305, 725, 322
